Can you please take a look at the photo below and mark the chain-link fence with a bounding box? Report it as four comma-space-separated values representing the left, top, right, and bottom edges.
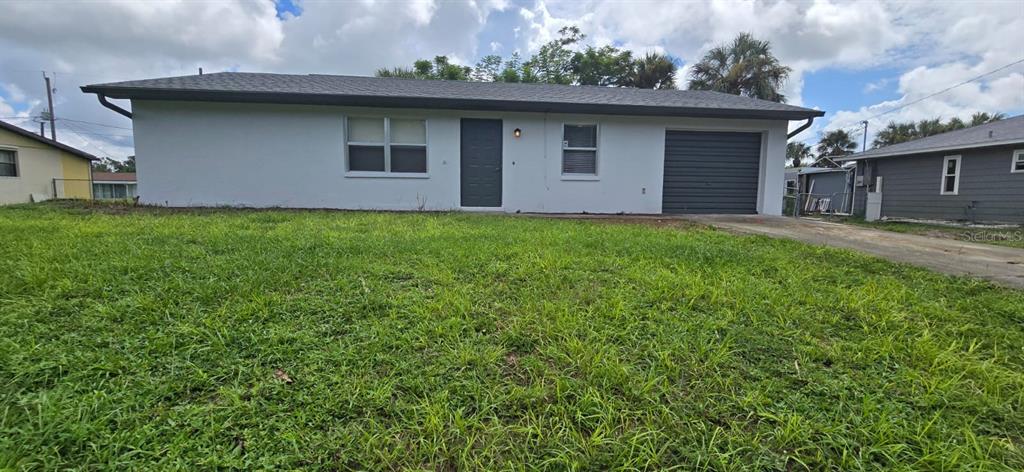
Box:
785, 191, 854, 217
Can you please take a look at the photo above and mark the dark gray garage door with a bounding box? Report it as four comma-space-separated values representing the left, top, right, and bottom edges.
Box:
662, 130, 762, 214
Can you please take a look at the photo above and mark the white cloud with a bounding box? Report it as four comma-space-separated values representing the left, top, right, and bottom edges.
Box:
0, 0, 285, 158
0, 96, 19, 118
0, 0, 503, 158
863, 78, 892, 94
1, 83, 27, 103
515, 0, 1023, 144
510, 0, 908, 108
0, 0, 1021, 158
826, 65, 1024, 136
274, 0, 499, 73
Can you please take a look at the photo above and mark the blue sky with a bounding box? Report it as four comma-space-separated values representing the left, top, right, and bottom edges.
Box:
274, 0, 302, 19
1, 0, 1021, 158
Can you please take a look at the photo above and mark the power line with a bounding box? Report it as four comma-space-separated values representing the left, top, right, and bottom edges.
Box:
59, 117, 133, 130
826, 57, 1024, 132
61, 120, 120, 158
792, 57, 1024, 149
66, 129, 134, 139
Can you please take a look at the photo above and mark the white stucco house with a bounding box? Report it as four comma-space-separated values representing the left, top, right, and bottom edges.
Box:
81, 73, 823, 215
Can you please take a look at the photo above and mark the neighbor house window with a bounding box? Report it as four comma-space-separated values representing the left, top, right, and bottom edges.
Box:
0, 149, 17, 177
562, 124, 598, 175
93, 183, 137, 199
346, 117, 427, 174
1012, 149, 1024, 173
940, 155, 961, 195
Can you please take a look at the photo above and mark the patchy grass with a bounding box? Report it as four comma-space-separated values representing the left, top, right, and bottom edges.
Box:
832, 217, 1024, 250
1, 202, 1022, 470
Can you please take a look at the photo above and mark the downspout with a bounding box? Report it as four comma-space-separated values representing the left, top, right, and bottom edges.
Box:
96, 94, 133, 119
786, 117, 815, 217
787, 117, 814, 139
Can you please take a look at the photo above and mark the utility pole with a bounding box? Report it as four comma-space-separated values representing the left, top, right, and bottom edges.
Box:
39, 122, 45, 138
43, 73, 56, 141
861, 120, 869, 152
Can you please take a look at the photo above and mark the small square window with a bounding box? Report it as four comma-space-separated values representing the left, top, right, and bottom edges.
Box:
390, 146, 427, 173
1012, 150, 1024, 173
562, 124, 598, 176
348, 117, 385, 143
348, 145, 385, 172
390, 119, 426, 145
0, 149, 17, 177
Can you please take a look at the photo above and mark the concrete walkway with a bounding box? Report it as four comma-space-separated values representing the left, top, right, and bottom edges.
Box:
684, 215, 1024, 289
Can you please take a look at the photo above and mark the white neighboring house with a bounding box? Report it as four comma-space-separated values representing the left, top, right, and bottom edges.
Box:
92, 172, 137, 200
81, 73, 823, 215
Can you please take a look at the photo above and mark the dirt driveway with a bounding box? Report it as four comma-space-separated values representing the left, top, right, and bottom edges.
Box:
685, 215, 1024, 289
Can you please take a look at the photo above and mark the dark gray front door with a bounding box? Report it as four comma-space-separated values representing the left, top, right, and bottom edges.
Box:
460, 119, 503, 207
663, 130, 762, 214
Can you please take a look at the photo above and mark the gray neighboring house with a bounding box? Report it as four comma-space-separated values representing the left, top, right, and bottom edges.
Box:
785, 166, 854, 213
841, 115, 1024, 224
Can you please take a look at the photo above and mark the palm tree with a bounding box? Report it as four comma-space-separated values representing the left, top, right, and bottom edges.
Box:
970, 111, 1005, 126
624, 52, 677, 89
872, 112, 1009, 148
816, 130, 857, 165
873, 121, 918, 148
916, 118, 946, 138
945, 117, 966, 131
786, 142, 813, 167
687, 33, 791, 102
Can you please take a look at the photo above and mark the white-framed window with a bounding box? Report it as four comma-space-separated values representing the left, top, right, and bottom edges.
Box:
0, 148, 18, 177
561, 123, 598, 176
1012, 149, 1024, 173
93, 183, 137, 199
785, 179, 797, 195
346, 117, 427, 174
940, 155, 961, 195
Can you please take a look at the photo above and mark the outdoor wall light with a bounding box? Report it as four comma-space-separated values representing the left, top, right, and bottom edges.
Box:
513, 128, 522, 138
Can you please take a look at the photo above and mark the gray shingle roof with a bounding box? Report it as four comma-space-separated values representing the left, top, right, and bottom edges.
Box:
81, 72, 823, 120
841, 115, 1024, 160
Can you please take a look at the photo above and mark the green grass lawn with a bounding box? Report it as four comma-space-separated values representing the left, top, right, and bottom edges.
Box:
833, 217, 1024, 250
2, 203, 1022, 470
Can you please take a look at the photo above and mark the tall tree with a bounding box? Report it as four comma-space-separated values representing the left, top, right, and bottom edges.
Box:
92, 156, 135, 173
872, 121, 918, 148
375, 67, 419, 79
525, 26, 584, 85
623, 52, 677, 89
375, 56, 470, 81
429, 56, 471, 81
497, 52, 527, 83
375, 25, 687, 90
687, 33, 791, 102
572, 45, 633, 87
786, 142, 813, 167
816, 130, 857, 164
872, 112, 1007, 148
915, 118, 946, 137
472, 55, 504, 82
